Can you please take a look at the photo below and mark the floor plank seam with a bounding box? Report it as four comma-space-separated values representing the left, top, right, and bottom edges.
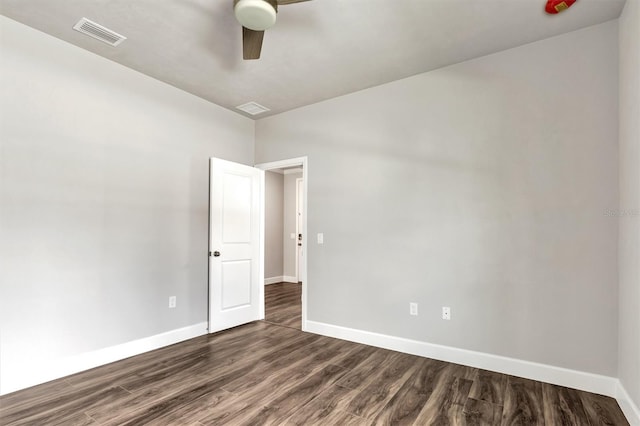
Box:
262, 320, 300, 331
117, 385, 133, 395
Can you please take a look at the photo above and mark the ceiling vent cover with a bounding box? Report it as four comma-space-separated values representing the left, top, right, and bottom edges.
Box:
236, 102, 270, 116
73, 18, 126, 46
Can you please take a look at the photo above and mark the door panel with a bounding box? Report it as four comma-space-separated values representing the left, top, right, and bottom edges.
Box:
221, 260, 251, 309
209, 158, 263, 333
222, 173, 252, 242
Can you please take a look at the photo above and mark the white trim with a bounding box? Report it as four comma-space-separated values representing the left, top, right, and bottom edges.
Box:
617, 381, 640, 425
264, 168, 302, 175
265, 275, 298, 285
284, 168, 303, 175
255, 157, 308, 331
305, 320, 618, 398
258, 170, 266, 320
295, 177, 303, 283
0, 322, 208, 396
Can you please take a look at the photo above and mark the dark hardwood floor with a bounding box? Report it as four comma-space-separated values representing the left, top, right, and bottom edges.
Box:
0, 283, 629, 425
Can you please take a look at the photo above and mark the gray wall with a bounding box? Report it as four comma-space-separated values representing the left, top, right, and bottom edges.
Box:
256, 22, 619, 376
283, 172, 303, 281
0, 9, 632, 401
0, 16, 254, 393
618, 0, 640, 409
265, 171, 284, 280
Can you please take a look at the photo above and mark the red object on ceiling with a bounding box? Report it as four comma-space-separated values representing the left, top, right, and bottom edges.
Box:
545, 0, 577, 14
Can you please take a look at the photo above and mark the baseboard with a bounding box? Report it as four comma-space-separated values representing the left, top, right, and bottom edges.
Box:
265, 276, 299, 285
0, 322, 208, 396
617, 381, 640, 425
306, 320, 618, 398
264, 276, 284, 285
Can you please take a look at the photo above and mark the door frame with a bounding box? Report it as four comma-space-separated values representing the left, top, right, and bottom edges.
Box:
295, 177, 303, 283
255, 157, 308, 331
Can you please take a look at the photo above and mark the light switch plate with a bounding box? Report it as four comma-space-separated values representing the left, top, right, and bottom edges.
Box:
317, 233, 324, 244
410, 302, 418, 316
442, 306, 451, 320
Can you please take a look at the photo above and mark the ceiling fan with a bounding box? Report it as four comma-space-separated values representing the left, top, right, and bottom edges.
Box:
234, 0, 311, 60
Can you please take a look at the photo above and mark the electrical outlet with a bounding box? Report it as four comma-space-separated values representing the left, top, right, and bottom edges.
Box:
169, 296, 176, 308
442, 306, 450, 320
410, 302, 418, 316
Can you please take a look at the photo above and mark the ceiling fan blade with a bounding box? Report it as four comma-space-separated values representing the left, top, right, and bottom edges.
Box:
277, 0, 311, 5
242, 27, 264, 60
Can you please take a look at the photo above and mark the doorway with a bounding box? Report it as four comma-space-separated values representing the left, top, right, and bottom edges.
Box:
256, 157, 308, 331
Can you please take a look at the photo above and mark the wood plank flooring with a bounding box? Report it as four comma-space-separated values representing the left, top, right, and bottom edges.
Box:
264, 282, 301, 330
0, 284, 629, 425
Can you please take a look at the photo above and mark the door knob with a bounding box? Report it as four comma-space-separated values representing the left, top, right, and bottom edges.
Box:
212, 251, 221, 257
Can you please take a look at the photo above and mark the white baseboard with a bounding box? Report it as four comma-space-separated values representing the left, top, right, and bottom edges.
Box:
306, 320, 618, 398
0, 322, 208, 396
617, 381, 640, 425
265, 276, 284, 285
4, 320, 636, 425
264, 276, 299, 285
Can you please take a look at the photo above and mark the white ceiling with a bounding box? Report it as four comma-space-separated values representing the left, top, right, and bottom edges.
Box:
0, 0, 625, 119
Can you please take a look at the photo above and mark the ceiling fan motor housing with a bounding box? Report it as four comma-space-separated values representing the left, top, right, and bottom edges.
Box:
234, 0, 278, 31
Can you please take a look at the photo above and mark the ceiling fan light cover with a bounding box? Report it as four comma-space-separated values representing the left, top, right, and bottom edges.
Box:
234, 0, 277, 31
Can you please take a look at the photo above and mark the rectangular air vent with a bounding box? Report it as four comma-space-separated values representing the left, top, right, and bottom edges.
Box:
236, 102, 270, 116
73, 18, 126, 46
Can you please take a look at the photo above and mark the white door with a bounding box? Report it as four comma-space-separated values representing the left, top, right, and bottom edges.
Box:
209, 158, 264, 334
296, 178, 305, 283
